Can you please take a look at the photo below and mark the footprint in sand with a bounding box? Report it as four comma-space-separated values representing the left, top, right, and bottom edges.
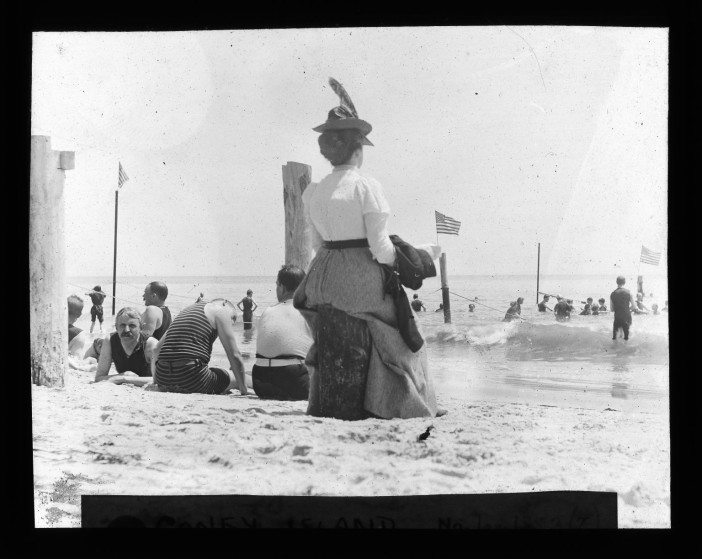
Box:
433, 468, 467, 479
292, 445, 312, 457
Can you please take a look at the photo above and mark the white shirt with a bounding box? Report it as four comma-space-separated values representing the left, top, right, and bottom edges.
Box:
255, 299, 314, 359
303, 165, 396, 265
68, 330, 91, 358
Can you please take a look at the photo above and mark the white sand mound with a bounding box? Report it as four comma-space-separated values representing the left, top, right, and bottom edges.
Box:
32, 368, 669, 528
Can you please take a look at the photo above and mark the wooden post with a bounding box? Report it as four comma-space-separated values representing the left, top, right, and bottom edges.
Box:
30, 136, 74, 388
282, 161, 313, 271
440, 252, 451, 323
536, 243, 541, 305
312, 305, 371, 421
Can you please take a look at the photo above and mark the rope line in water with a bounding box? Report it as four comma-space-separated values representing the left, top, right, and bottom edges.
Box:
67, 281, 260, 324
112, 278, 279, 306
448, 290, 528, 322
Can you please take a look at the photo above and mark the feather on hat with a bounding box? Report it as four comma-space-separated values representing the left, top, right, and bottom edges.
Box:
313, 77, 373, 146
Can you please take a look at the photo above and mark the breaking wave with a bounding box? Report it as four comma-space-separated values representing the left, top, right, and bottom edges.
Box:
424, 320, 669, 363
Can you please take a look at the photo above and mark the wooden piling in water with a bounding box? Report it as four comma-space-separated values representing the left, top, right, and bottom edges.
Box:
282, 161, 314, 271
440, 252, 451, 323
29, 136, 74, 388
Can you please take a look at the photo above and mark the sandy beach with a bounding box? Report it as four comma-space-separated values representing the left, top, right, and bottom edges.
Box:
32, 366, 669, 529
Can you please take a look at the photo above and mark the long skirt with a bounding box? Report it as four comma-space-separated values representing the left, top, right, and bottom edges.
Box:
293, 246, 437, 419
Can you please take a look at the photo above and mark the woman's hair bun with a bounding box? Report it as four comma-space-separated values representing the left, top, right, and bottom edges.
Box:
318, 129, 364, 166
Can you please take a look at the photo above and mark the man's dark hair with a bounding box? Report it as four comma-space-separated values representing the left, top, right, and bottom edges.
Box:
587, 297, 593, 302
148, 281, 168, 301
277, 264, 306, 293
599, 298, 605, 303
616, 276, 626, 286
413, 294, 419, 299
318, 129, 365, 166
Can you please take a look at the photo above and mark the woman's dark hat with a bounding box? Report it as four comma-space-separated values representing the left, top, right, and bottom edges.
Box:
313, 78, 374, 146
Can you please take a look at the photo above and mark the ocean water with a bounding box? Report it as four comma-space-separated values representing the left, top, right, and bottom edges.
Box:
67, 274, 669, 414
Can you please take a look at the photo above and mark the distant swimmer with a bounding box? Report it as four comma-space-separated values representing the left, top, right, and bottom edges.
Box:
651, 303, 659, 315
633, 292, 649, 314
237, 289, 258, 331
591, 298, 600, 315
85, 285, 107, 334
538, 294, 552, 312
566, 299, 575, 319
662, 300, 668, 312
580, 297, 594, 315
141, 281, 173, 340
196, 292, 205, 303
435, 303, 444, 312
410, 294, 426, 312
610, 276, 636, 341
468, 303, 475, 312
597, 298, 608, 312
554, 296, 570, 322
503, 297, 524, 322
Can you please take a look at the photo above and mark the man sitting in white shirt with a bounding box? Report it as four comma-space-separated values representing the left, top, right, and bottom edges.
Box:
67, 295, 98, 372
252, 265, 314, 400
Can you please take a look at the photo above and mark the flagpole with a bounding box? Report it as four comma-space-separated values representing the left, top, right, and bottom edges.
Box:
111, 184, 119, 316
435, 210, 438, 247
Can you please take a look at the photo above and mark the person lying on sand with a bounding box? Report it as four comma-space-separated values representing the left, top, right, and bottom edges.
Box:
67, 295, 97, 372
94, 307, 158, 386
252, 265, 314, 401
152, 299, 247, 395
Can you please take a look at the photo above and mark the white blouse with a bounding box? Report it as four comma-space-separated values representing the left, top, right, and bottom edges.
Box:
302, 165, 396, 265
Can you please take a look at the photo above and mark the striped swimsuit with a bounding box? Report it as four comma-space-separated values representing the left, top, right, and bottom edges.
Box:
154, 302, 231, 394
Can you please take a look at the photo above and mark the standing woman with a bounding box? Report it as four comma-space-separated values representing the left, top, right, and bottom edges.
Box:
237, 289, 258, 330
293, 78, 438, 419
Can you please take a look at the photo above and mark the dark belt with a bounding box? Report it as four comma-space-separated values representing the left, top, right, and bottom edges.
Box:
322, 238, 369, 249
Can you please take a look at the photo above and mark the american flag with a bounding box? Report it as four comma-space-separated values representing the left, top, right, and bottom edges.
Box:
640, 245, 661, 266
435, 211, 461, 235
118, 162, 129, 189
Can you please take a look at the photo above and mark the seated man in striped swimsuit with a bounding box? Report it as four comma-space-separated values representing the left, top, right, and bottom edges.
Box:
252, 265, 314, 400
152, 299, 247, 395
95, 307, 158, 386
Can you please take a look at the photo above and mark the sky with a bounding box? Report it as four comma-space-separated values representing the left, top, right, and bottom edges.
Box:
31, 27, 668, 278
